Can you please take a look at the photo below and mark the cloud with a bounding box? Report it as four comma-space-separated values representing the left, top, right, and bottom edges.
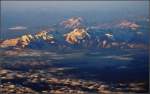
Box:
8, 26, 27, 31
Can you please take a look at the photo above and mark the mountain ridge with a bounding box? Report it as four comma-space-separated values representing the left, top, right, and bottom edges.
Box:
0, 17, 148, 50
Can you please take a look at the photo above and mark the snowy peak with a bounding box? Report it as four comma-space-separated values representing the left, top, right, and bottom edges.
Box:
0, 31, 54, 48
64, 28, 89, 44
117, 20, 140, 30
60, 17, 84, 29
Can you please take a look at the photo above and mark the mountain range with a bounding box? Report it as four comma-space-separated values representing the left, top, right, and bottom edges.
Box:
0, 17, 149, 50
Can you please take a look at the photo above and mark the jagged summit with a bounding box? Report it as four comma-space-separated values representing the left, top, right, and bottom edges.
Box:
0, 30, 54, 48
60, 17, 84, 29
64, 28, 90, 44
117, 20, 140, 30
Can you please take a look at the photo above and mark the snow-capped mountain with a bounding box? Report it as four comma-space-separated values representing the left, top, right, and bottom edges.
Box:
0, 17, 148, 50
60, 17, 84, 29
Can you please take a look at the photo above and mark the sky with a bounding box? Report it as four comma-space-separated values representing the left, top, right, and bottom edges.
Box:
1, 1, 149, 11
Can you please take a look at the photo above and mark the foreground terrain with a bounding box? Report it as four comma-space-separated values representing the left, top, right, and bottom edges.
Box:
0, 48, 149, 94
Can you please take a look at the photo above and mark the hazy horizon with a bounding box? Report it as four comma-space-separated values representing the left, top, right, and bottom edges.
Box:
1, 1, 149, 39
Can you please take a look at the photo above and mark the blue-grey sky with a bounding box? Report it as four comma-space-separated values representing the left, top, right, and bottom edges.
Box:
2, 1, 149, 6
1, 1, 149, 11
